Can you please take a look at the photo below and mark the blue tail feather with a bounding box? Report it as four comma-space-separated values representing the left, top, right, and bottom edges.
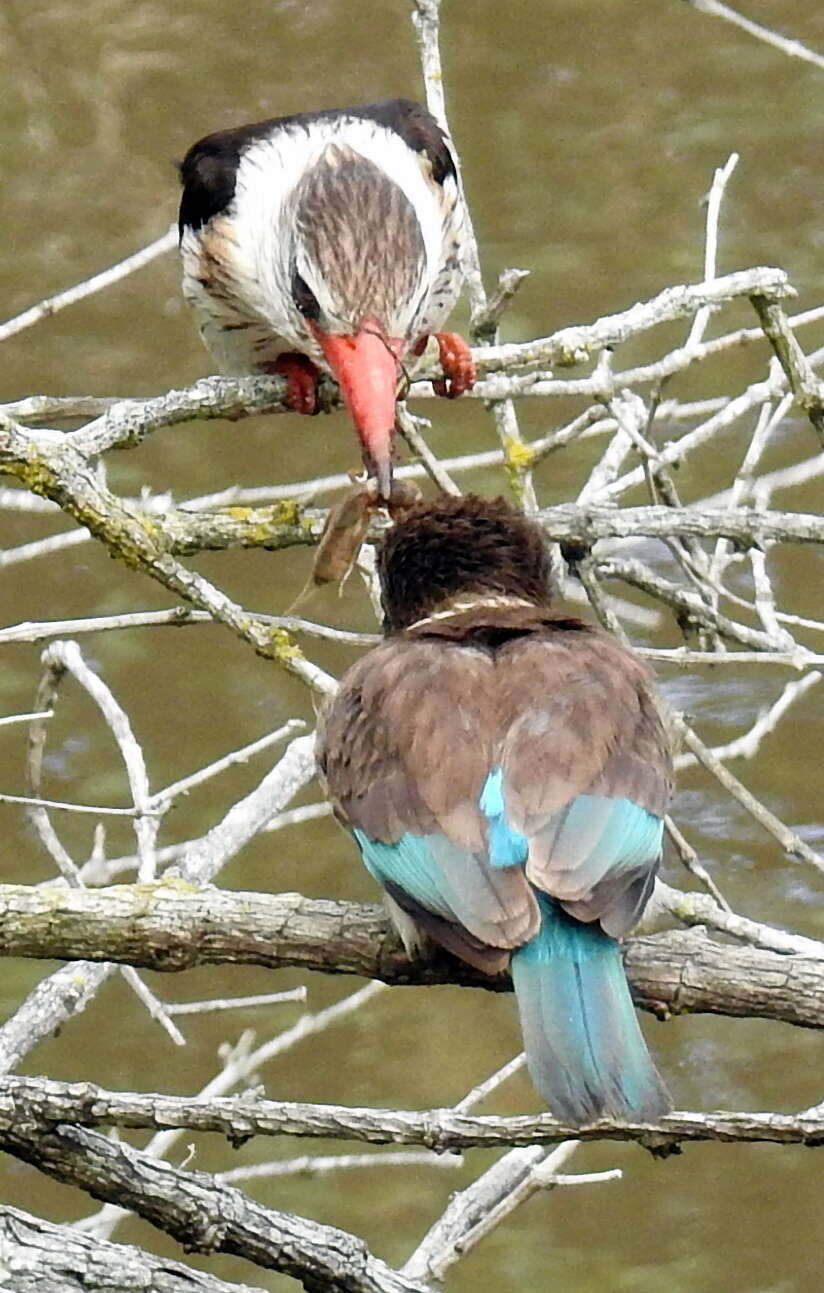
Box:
356, 772, 668, 1123
510, 894, 670, 1124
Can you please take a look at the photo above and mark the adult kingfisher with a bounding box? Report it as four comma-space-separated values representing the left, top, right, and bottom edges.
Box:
178, 98, 475, 498
318, 494, 673, 1124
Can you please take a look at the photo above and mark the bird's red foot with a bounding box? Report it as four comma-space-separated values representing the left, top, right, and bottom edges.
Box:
432, 332, 476, 399
264, 353, 321, 415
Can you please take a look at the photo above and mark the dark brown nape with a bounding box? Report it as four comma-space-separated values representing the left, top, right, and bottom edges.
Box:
378, 495, 554, 633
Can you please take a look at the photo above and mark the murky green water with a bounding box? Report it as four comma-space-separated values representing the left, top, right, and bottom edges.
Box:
1, 1, 823, 1288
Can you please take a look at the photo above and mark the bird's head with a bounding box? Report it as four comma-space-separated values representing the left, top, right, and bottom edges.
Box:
287, 144, 427, 498
377, 495, 555, 633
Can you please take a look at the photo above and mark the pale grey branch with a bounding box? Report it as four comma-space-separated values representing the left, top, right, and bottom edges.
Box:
3, 1075, 824, 1152
0, 1117, 430, 1293
0, 1203, 264, 1293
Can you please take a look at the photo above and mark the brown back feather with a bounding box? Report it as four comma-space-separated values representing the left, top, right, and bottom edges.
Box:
319, 612, 672, 953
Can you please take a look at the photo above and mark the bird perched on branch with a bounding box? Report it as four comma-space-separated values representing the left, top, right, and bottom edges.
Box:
178, 98, 475, 498
318, 495, 673, 1124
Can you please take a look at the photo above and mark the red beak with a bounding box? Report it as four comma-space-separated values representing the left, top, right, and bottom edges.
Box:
311, 322, 404, 500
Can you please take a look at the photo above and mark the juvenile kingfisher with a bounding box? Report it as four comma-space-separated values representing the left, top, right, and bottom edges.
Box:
318, 495, 673, 1124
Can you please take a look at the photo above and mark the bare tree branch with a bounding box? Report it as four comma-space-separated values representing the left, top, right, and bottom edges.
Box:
0, 734, 316, 1075
0, 962, 117, 1077
78, 981, 387, 1243
0, 1120, 431, 1293
751, 294, 824, 447
540, 502, 824, 548
0, 413, 333, 694
683, 0, 824, 73
0, 225, 178, 343
0, 1203, 265, 1293
3, 1075, 824, 1152
0, 884, 822, 1029
3, 8, 822, 1287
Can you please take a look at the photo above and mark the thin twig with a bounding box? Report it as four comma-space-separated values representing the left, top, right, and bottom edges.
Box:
676, 719, 824, 871
395, 406, 461, 496
685, 152, 739, 348
149, 719, 305, 815
36, 641, 157, 879
675, 673, 821, 770
0, 225, 177, 342
218, 1149, 459, 1184
664, 817, 731, 911
165, 988, 307, 1016
0, 708, 52, 728
0, 791, 138, 816
684, 0, 824, 72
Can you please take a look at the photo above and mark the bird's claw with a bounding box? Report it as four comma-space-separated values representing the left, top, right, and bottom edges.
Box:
266, 353, 321, 415
432, 332, 476, 399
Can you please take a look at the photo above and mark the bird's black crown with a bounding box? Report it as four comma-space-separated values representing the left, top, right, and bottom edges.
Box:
379, 495, 554, 632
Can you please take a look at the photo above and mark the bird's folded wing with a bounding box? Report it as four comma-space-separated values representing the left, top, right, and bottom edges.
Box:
496, 631, 673, 937
317, 638, 539, 952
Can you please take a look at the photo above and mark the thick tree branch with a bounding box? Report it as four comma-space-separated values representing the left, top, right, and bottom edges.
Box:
0, 1120, 430, 1293
0, 1203, 263, 1293
3, 406, 818, 561
11, 299, 824, 430
0, 411, 319, 554
1, 268, 795, 460
0, 735, 317, 1075
72, 373, 338, 454
0, 884, 821, 1029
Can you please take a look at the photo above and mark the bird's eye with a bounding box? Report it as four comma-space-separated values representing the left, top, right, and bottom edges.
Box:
291, 269, 321, 321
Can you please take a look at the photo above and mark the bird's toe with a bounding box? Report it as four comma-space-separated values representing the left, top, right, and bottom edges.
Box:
433, 332, 476, 399
267, 353, 321, 415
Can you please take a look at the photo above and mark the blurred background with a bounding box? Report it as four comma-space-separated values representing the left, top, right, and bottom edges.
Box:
1, 1, 823, 1288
